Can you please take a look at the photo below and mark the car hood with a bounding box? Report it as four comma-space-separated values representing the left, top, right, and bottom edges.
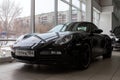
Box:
13, 31, 74, 49
113, 26, 120, 38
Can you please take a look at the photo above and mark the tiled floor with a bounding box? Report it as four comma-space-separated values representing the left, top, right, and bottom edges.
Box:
0, 51, 120, 80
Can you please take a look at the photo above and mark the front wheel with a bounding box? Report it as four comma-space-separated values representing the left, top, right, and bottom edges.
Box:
76, 43, 91, 70
103, 39, 113, 59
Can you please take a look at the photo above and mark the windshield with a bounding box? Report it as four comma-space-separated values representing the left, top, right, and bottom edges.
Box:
48, 22, 97, 33
48, 24, 67, 32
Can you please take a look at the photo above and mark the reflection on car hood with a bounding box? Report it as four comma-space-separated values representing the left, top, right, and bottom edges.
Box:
13, 31, 73, 49
37, 31, 71, 41
113, 26, 120, 38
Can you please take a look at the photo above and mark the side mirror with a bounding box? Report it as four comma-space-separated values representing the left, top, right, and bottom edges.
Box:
91, 29, 103, 34
110, 30, 113, 33
109, 30, 114, 36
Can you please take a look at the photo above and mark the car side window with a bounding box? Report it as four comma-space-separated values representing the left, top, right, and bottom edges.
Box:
66, 23, 78, 31
76, 23, 89, 32
87, 23, 98, 33
77, 26, 87, 31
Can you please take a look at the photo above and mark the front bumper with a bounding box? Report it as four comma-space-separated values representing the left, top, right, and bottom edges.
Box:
11, 49, 74, 65
112, 43, 120, 48
11, 42, 81, 65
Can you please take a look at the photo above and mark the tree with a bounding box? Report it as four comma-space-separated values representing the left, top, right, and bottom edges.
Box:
0, 0, 22, 38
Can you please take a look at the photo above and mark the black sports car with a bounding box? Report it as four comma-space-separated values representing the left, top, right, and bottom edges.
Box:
110, 26, 120, 49
11, 22, 112, 69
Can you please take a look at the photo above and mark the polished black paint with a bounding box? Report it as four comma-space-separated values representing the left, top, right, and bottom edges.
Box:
11, 22, 112, 69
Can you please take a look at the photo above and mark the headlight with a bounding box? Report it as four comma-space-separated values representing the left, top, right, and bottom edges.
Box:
16, 34, 31, 43
15, 35, 24, 43
55, 35, 73, 45
115, 38, 119, 41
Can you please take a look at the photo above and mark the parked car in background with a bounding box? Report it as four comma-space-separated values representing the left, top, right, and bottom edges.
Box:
110, 26, 120, 49
0, 41, 15, 57
11, 22, 112, 70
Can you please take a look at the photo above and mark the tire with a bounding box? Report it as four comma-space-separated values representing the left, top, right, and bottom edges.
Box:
76, 43, 91, 70
103, 39, 113, 59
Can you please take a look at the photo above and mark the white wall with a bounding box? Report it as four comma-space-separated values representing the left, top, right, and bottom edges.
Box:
98, 0, 119, 35
93, 0, 113, 35
102, 6, 114, 12
94, 0, 120, 35
88, 0, 120, 36
99, 12, 112, 36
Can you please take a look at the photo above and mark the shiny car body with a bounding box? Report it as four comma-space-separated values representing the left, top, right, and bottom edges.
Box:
110, 26, 120, 49
11, 22, 112, 69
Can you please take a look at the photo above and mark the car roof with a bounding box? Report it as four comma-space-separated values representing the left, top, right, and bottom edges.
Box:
70, 22, 94, 24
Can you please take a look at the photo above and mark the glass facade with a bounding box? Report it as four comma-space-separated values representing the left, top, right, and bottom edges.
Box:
0, 0, 100, 59
93, 7, 100, 27
34, 0, 87, 33
35, 0, 54, 33
0, 0, 30, 58
58, 0, 69, 24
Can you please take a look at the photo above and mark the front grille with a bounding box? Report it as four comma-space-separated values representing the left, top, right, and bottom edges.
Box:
15, 56, 36, 61
38, 55, 64, 64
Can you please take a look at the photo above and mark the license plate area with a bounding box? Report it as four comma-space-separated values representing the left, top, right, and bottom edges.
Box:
15, 50, 34, 57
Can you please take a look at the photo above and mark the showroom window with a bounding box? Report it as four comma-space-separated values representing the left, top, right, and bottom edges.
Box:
72, 10, 78, 22
81, 2, 86, 21
58, 0, 69, 24
93, 8, 100, 27
72, 0, 80, 8
35, 0, 86, 33
0, 0, 30, 58
0, 0, 87, 59
58, 0, 86, 23
35, 0, 54, 33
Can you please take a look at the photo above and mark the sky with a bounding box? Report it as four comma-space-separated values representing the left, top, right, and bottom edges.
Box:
0, 0, 31, 17
0, 0, 80, 17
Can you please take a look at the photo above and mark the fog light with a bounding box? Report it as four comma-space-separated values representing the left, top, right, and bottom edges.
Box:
56, 51, 62, 55
51, 51, 62, 55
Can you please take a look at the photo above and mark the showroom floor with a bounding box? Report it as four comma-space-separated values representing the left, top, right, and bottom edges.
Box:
0, 51, 120, 80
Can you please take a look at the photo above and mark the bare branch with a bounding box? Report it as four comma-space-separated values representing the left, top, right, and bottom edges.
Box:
0, 0, 22, 37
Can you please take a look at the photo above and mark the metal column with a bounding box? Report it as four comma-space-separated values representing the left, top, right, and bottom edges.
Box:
69, 0, 72, 22
86, 0, 93, 22
78, 0, 82, 21
54, 0, 58, 25
31, 0, 35, 33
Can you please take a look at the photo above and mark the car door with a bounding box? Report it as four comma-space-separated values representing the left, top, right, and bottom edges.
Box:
89, 23, 105, 57
68, 22, 105, 56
